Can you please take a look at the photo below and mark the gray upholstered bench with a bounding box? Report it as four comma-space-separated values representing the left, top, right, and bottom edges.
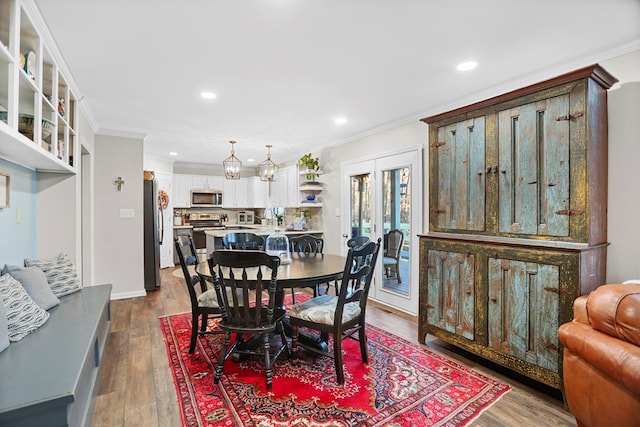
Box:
0, 284, 112, 427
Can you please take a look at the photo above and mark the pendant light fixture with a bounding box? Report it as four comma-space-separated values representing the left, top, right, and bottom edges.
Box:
223, 140, 241, 180
259, 144, 279, 181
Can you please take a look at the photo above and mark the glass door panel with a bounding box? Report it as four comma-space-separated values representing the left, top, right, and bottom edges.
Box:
381, 167, 410, 297
350, 173, 372, 240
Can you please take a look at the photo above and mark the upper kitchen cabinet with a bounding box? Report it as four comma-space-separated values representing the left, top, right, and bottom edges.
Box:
270, 165, 298, 207
247, 176, 269, 209
0, 0, 77, 173
423, 64, 617, 245
172, 174, 192, 208
223, 177, 248, 208
191, 175, 223, 191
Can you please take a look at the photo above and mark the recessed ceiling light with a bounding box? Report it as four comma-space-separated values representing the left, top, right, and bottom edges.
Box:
335, 117, 347, 124
201, 91, 217, 99
247, 158, 255, 163
169, 152, 178, 156
457, 61, 477, 71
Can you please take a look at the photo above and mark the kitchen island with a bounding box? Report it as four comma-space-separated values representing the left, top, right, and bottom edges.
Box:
205, 226, 323, 255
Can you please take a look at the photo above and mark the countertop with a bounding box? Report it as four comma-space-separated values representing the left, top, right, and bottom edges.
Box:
204, 226, 323, 237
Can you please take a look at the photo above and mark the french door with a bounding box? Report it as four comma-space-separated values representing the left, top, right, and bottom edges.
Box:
342, 148, 422, 315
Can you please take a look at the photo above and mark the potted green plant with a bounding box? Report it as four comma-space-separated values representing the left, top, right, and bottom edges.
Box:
298, 153, 320, 181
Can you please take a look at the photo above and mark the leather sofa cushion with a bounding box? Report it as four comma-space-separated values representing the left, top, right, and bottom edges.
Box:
559, 321, 640, 396
586, 284, 640, 346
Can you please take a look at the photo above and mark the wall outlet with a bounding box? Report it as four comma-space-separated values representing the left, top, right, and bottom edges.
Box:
120, 208, 135, 218
335, 208, 341, 217
16, 208, 21, 224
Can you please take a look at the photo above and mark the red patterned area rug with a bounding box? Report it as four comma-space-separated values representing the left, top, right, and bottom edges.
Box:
160, 307, 510, 426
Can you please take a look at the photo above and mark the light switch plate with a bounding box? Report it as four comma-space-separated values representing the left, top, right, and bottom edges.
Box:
120, 208, 135, 218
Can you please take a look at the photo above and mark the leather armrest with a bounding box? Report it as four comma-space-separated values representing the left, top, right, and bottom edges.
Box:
573, 295, 589, 324
558, 321, 640, 396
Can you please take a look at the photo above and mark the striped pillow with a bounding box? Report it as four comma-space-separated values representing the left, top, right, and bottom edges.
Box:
25, 253, 82, 297
0, 274, 50, 342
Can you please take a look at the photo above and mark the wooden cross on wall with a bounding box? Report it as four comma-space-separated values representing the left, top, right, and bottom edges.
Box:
114, 176, 125, 192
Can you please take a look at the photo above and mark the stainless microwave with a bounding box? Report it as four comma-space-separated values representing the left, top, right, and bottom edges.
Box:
190, 189, 223, 207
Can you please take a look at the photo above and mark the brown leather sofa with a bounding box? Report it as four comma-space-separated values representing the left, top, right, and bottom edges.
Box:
558, 284, 640, 427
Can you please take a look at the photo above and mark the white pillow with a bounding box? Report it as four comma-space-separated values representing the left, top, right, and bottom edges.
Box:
0, 297, 9, 353
25, 253, 82, 297
0, 274, 50, 342
2, 265, 60, 310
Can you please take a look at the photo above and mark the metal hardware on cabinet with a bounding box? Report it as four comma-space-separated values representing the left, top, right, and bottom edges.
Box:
432, 141, 446, 148
430, 208, 446, 214
555, 209, 584, 216
490, 297, 497, 302
556, 111, 584, 121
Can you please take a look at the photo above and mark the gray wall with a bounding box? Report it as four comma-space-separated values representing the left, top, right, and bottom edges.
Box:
93, 134, 145, 298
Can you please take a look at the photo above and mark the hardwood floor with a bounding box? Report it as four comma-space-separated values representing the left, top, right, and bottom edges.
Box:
91, 266, 577, 427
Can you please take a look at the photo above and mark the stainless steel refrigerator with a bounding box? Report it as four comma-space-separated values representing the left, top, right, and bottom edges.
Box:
144, 179, 162, 291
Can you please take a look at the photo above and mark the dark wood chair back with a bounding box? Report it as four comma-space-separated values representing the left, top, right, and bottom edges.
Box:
174, 235, 223, 353
290, 234, 324, 254
207, 249, 289, 390
289, 234, 327, 297
347, 235, 370, 250
289, 238, 382, 384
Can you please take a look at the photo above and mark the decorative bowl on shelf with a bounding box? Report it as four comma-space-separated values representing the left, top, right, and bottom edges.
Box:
0, 111, 55, 141
306, 194, 316, 201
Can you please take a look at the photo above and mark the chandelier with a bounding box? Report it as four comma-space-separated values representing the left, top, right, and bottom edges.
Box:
222, 140, 241, 180
259, 145, 279, 181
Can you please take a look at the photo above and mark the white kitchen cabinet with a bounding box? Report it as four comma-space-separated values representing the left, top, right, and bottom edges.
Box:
192, 175, 223, 191
223, 177, 248, 208
247, 177, 269, 209
270, 165, 298, 207
172, 174, 192, 207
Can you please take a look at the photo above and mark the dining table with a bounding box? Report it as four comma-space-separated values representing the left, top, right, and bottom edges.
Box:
195, 251, 347, 358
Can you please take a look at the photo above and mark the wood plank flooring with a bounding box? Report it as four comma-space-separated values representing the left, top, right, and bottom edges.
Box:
91, 266, 577, 427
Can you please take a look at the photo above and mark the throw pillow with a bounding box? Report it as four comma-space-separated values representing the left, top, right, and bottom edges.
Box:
25, 253, 82, 297
0, 274, 50, 342
2, 265, 60, 310
0, 297, 9, 353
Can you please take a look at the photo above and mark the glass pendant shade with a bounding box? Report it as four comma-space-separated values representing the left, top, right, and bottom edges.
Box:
223, 140, 242, 180
259, 144, 279, 181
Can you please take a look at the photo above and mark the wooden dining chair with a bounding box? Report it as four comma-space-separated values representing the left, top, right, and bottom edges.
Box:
289, 235, 332, 298
383, 229, 404, 283
289, 234, 324, 254
289, 238, 382, 384
207, 250, 289, 391
174, 236, 224, 354
223, 232, 264, 250
347, 235, 370, 250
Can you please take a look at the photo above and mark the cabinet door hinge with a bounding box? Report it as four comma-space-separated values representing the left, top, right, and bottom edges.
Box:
432, 141, 446, 148
555, 209, 584, 216
556, 111, 584, 121
430, 208, 446, 214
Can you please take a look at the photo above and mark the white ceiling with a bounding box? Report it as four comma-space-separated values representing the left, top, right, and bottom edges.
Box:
33, 0, 640, 168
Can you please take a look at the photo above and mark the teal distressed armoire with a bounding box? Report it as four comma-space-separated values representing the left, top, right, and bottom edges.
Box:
418, 64, 617, 389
